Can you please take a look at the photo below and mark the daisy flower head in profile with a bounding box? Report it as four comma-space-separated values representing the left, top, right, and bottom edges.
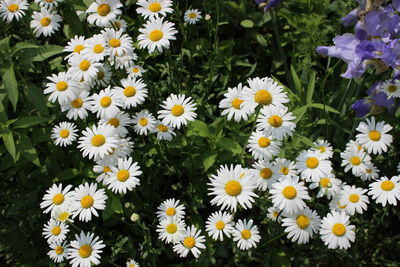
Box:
138, 18, 178, 53
51, 121, 78, 147
249, 160, 280, 191
360, 162, 380, 181
48, 240, 69, 263
0, 0, 29, 23
100, 111, 132, 138
184, 9, 202, 24
205, 211, 234, 241
247, 130, 281, 161
308, 173, 342, 200
136, 0, 173, 19
132, 109, 157, 135
70, 182, 108, 222
153, 120, 176, 141
106, 157, 142, 194
61, 90, 92, 121
40, 184, 74, 214
281, 207, 321, 244
243, 76, 289, 112
126, 64, 145, 79
68, 54, 102, 83
208, 164, 258, 211
44, 72, 80, 104
380, 79, 400, 99
86, 0, 122, 27
93, 158, 115, 185
30, 8, 62, 37
270, 176, 311, 215
232, 219, 261, 250
156, 198, 186, 221
340, 146, 371, 177
368, 176, 400, 206
158, 94, 197, 129
126, 259, 139, 267
267, 206, 284, 222
115, 77, 148, 109
90, 86, 123, 119
67, 232, 105, 267
42, 218, 70, 244
256, 105, 296, 140
311, 139, 334, 159
219, 83, 253, 122
320, 211, 355, 249
355, 116, 393, 155
274, 157, 298, 180
64, 36, 86, 60
157, 216, 186, 244
173, 225, 206, 258
35, 0, 62, 10
296, 150, 332, 182
339, 185, 369, 215
101, 28, 134, 57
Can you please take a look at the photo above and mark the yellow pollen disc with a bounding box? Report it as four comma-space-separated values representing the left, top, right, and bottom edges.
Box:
109, 38, 121, 48
189, 12, 197, 19
381, 180, 395, 191
260, 168, 272, 179
349, 194, 359, 203
305, 157, 319, 169
258, 137, 271, 148
73, 44, 84, 53
183, 236, 196, 249
165, 207, 176, 216
103, 166, 111, 173
56, 81, 68, 91
282, 186, 297, 199
332, 223, 346, 236
319, 146, 326, 153
388, 84, 397, 93
268, 115, 283, 127
117, 169, 130, 182
231, 98, 244, 109
350, 156, 361, 166
273, 211, 279, 217
215, 221, 225, 230
366, 169, 372, 174
71, 98, 83, 108
59, 129, 70, 138
51, 226, 61, 236
171, 105, 184, 116
129, 264, 135, 267
296, 215, 310, 229
368, 130, 381, 141
79, 244, 92, 258
225, 180, 242, 196
91, 134, 105, 147
93, 44, 104, 53
100, 96, 112, 107
280, 167, 289, 175
254, 89, 272, 105
139, 118, 148, 126
46, 0, 54, 2
52, 193, 64, 205
357, 144, 362, 151
319, 178, 330, 188
97, 3, 111, 16
58, 212, 70, 222
97, 71, 105, 79
166, 223, 177, 234
108, 118, 120, 127
124, 86, 136, 97
8, 4, 19, 12
81, 195, 94, 208
40, 17, 51, 27
148, 2, 162, 12
79, 60, 91, 71
338, 202, 347, 209
241, 229, 252, 240
149, 30, 163, 42
157, 124, 168, 132
133, 67, 140, 73
55, 246, 64, 255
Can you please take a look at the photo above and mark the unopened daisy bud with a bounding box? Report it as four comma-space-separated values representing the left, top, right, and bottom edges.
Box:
205, 14, 211, 20
130, 213, 140, 222
124, 202, 130, 208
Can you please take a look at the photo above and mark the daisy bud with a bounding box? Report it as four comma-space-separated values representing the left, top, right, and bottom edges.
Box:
130, 213, 140, 222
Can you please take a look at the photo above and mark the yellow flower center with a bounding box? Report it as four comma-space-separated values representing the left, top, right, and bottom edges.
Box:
103, 166, 111, 173
366, 169, 372, 174
258, 137, 271, 148
268, 115, 283, 127
56, 81, 68, 91
124, 86, 136, 97
97, 3, 111, 16
241, 229, 252, 240
189, 12, 197, 19
108, 118, 120, 127
254, 89, 272, 105
319, 146, 326, 153
225, 180, 242, 196
46, 0, 54, 2
280, 167, 289, 175
55, 246, 64, 255
58, 212, 70, 222
91, 134, 105, 147
79, 60, 91, 71
74, 44, 84, 53
59, 129, 70, 138
51, 226, 61, 236
149, 30, 163, 42
139, 118, 148, 126
133, 67, 140, 73
52, 193, 64, 205
332, 223, 346, 236
349, 194, 359, 203
319, 178, 330, 188
7, 4, 19, 12
81, 195, 94, 208
296, 215, 310, 229
157, 124, 168, 132
165, 207, 176, 216
282, 186, 297, 199
183, 236, 196, 249
93, 44, 104, 53
387, 84, 397, 93
260, 168, 272, 179
79, 244, 92, 258
171, 105, 184, 116
231, 98, 243, 109
381, 180, 395, 191
100, 96, 112, 107
40, 17, 51, 27
166, 223, 177, 234
71, 98, 83, 108
305, 157, 319, 169
338, 201, 347, 209
148, 2, 162, 12
109, 38, 121, 48
273, 211, 279, 217
350, 156, 361, 166
97, 71, 105, 80
368, 130, 381, 141
117, 169, 130, 182
215, 221, 225, 230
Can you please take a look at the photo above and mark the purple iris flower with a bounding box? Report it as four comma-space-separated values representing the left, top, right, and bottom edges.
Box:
341, 9, 359, 27
254, 0, 283, 11
381, 39, 400, 68
352, 99, 372, 117
355, 39, 386, 61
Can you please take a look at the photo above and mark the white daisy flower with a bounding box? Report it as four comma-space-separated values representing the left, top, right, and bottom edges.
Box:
70, 182, 108, 222
156, 198, 186, 221
154, 120, 176, 141
67, 232, 105, 267
136, 0, 173, 19
173, 225, 206, 258
205, 211, 234, 241
44, 72, 80, 104
51, 121, 78, 147
42, 218, 69, 244
138, 18, 178, 53
308, 173, 342, 200
115, 77, 148, 109
232, 219, 261, 250
208, 164, 258, 211
126, 259, 139, 267
270, 176, 311, 215
106, 157, 142, 194
368, 176, 400, 206
82, 34, 108, 62
92, 65, 112, 87
311, 139, 334, 159
0, 0, 28, 23
100, 111, 132, 137
90, 86, 123, 119
61, 90, 92, 121
219, 83, 253, 122
339, 185, 369, 215
355, 117, 393, 155
132, 110, 156, 135
48, 240, 69, 263
156, 216, 186, 244
52, 205, 74, 223
109, 49, 138, 70
360, 162, 380, 181
102, 28, 134, 57
249, 160, 280, 191
380, 79, 400, 99
274, 158, 298, 180
320, 211, 355, 249
247, 130, 281, 161
64, 36, 86, 60
40, 184, 74, 214
184, 9, 202, 24
345, 139, 364, 152
281, 207, 321, 244
30, 8, 62, 37
86, 0, 122, 27
93, 158, 115, 185
256, 105, 296, 140
267, 206, 284, 222
68, 55, 102, 82
329, 191, 349, 213
158, 94, 197, 129
108, 17, 127, 32
126, 64, 145, 79
101, 137, 134, 165
35, 0, 62, 10
340, 146, 371, 177
296, 150, 332, 182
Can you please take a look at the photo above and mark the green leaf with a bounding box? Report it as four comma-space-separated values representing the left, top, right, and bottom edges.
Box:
189, 120, 211, 138
270, 251, 291, 267
11, 42, 40, 56
240, 19, 254, 28
18, 136, 40, 166
201, 151, 217, 171
19, 45, 64, 65
12, 116, 49, 129
2, 64, 18, 111
25, 84, 49, 116
294, 133, 315, 148
216, 137, 242, 154
290, 65, 302, 94
309, 103, 340, 114
57, 168, 80, 181
0, 36, 11, 54
255, 33, 267, 47
62, 3, 84, 35
306, 72, 316, 103
1, 128, 16, 162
